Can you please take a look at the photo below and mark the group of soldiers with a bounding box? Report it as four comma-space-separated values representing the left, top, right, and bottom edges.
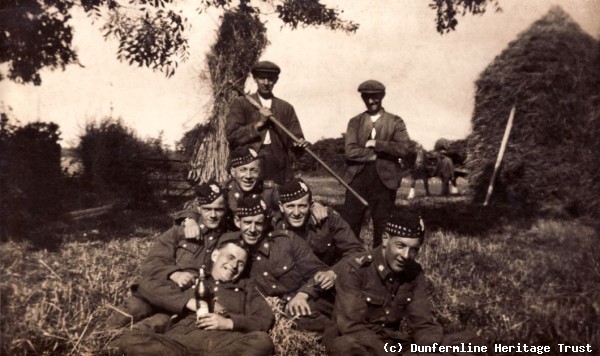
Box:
109, 61, 478, 355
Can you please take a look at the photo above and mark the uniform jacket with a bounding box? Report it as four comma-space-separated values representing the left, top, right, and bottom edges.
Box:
271, 207, 364, 272
225, 94, 304, 170
343, 110, 412, 190
166, 275, 274, 333
139, 225, 222, 281
219, 230, 328, 300
333, 246, 443, 345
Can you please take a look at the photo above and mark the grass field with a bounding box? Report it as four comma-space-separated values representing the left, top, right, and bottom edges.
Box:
1, 176, 599, 355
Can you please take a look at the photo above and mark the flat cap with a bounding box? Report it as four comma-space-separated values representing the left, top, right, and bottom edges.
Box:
358, 80, 386, 94
251, 61, 281, 76
385, 211, 425, 238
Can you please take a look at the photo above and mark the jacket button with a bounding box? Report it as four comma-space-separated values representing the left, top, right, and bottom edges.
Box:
209, 236, 214, 240
263, 271, 269, 276
182, 244, 187, 248
272, 285, 277, 289
327, 243, 331, 247
214, 287, 219, 292
385, 310, 390, 315
283, 266, 288, 270
407, 298, 411, 302
257, 256, 262, 261
234, 288, 239, 292
366, 297, 371, 302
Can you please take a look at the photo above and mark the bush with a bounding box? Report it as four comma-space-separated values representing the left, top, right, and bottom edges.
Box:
0, 116, 64, 238
77, 117, 167, 207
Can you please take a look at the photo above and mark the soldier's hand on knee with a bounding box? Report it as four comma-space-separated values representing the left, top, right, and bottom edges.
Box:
285, 292, 311, 317
310, 202, 328, 225
169, 271, 195, 288
314, 270, 336, 290
196, 313, 234, 330
183, 218, 200, 239
365, 139, 376, 148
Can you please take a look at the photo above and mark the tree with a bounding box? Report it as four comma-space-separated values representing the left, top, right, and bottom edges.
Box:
0, 0, 501, 85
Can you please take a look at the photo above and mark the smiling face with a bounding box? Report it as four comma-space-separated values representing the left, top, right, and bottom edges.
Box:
230, 160, 261, 192
279, 194, 310, 228
361, 92, 385, 115
198, 195, 226, 229
254, 74, 278, 98
234, 213, 266, 245
382, 234, 422, 272
210, 243, 247, 282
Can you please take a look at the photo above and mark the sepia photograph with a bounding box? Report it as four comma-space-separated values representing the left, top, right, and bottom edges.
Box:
1, 0, 599, 354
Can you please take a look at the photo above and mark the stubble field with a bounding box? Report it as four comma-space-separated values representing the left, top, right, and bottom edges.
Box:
1, 176, 599, 355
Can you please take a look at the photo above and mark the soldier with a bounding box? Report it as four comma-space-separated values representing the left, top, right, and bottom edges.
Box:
341, 80, 413, 248
113, 236, 275, 356
225, 60, 308, 184
225, 195, 335, 332
324, 211, 479, 355
272, 178, 365, 270
107, 180, 226, 328
177, 147, 327, 236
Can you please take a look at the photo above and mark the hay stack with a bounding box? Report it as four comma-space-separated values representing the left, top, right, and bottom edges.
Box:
466, 7, 600, 217
189, 10, 267, 182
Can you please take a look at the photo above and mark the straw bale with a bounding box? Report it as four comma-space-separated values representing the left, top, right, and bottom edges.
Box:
465, 7, 600, 217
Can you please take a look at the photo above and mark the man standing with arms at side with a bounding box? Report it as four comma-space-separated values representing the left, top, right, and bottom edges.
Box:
225, 60, 308, 185
341, 80, 413, 248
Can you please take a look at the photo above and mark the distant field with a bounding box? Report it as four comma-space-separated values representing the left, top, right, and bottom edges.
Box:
1, 176, 598, 355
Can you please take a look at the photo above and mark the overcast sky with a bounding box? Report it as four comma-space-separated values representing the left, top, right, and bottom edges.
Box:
1, 0, 598, 149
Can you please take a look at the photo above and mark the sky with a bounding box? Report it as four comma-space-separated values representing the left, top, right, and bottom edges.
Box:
1, 0, 599, 150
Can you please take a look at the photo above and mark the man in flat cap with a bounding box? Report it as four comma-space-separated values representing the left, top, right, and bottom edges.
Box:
341, 80, 413, 248
108, 180, 227, 328
113, 236, 275, 356
324, 212, 479, 355
226, 60, 308, 185
221, 195, 336, 332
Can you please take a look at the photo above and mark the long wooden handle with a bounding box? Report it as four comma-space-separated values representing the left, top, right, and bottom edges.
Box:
242, 94, 369, 206
484, 106, 516, 206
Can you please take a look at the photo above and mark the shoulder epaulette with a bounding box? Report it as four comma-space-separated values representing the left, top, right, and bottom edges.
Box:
349, 253, 374, 268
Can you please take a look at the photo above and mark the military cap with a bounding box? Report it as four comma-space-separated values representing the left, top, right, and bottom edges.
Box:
251, 61, 281, 76
236, 196, 268, 217
357, 80, 386, 94
385, 211, 425, 238
228, 147, 259, 169
278, 178, 311, 204
194, 179, 223, 205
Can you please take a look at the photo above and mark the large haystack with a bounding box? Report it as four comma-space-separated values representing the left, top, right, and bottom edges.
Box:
466, 7, 600, 217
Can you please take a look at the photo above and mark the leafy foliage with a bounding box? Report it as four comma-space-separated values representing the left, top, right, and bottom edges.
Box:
1, 0, 496, 84
0, 0, 78, 84
76, 117, 167, 206
296, 135, 345, 175
0, 116, 64, 238
429, 0, 501, 34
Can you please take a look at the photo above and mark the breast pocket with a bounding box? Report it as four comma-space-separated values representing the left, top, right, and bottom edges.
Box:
270, 259, 296, 278
175, 240, 201, 267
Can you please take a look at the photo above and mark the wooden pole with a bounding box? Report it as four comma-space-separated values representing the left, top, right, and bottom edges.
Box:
235, 89, 369, 206
483, 106, 516, 206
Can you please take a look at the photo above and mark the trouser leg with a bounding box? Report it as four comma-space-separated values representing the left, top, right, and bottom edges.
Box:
441, 177, 450, 196
111, 329, 188, 356
342, 182, 369, 241
107, 295, 155, 328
